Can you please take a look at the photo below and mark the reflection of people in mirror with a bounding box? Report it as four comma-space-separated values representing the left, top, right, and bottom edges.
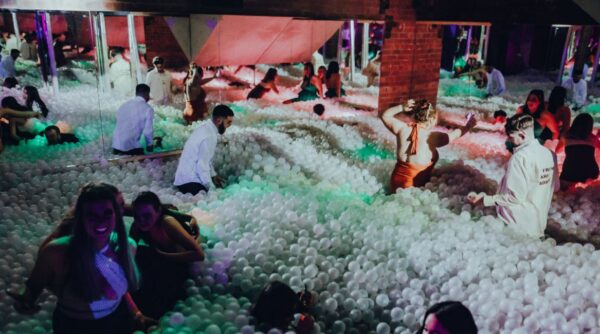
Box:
183, 63, 214, 125
247, 68, 279, 100
109, 47, 133, 97
325, 61, 345, 98
145, 56, 172, 105
283, 63, 322, 104
112, 84, 154, 156
362, 51, 381, 87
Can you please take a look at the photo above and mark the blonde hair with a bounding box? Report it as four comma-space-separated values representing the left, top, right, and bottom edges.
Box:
404, 99, 436, 124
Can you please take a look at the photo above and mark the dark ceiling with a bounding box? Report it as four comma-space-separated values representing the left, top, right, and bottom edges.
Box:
413, 0, 598, 25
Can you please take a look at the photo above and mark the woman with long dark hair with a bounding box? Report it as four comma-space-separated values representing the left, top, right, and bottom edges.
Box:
247, 68, 280, 99
283, 62, 322, 104
7, 183, 154, 334
516, 89, 559, 146
24, 86, 50, 118
324, 61, 345, 98
129, 191, 204, 318
547, 86, 571, 151
417, 301, 478, 334
560, 113, 600, 190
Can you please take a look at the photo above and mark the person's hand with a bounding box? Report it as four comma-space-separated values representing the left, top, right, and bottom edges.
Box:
296, 314, 315, 334
465, 114, 477, 130
153, 136, 163, 149
133, 311, 158, 332
146, 145, 154, 153
189, 218, 200, 240
6, 289, 41, 315
467, 192, 485, 205
212, 175, 224, 188
0, 117, 8, 125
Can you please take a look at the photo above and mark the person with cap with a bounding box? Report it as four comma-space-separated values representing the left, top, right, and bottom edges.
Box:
145, 56, 172, 105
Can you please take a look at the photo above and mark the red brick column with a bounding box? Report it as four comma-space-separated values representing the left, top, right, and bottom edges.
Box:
378, 0, 442, 113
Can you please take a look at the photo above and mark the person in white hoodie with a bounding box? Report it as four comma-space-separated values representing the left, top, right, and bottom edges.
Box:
467, 113, 559, 239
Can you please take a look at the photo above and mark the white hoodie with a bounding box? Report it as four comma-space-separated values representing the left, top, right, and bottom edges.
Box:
483, 139, 559, 238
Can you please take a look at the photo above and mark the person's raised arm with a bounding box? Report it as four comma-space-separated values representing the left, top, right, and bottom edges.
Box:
443, 115, 477, 144
271, 81, 280, 94
0, 108, 40, 118
199, 77, 214, 86
380, 105, 408, 135
7, 244, 60, 314
158, 216, 205, 262
312, 76, 323, 98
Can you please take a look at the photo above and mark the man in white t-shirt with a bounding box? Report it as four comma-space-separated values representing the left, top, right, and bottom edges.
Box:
562, 69, 587, 111
468, 113, 559, 238
145, 56, 172, 105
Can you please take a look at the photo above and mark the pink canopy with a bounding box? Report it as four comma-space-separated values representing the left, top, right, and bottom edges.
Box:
193, 15, 342, 66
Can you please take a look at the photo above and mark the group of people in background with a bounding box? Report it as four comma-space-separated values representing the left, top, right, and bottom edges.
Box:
0, 75, 78, 153
382, 71, 599, 241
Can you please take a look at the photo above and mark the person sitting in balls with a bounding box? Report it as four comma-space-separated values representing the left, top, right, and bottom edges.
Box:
251, 281, 316, 333
247, 68, 280, 100
468, 113, 559, 239
417, 301, 478, 334
44, 125, 80, 145
381, 99, 477, 193
129, 191, 204, 318
7, 183, 156, 334
559, 113, 600, 190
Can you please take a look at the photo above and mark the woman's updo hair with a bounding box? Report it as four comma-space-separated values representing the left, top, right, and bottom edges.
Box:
405, 99, 436, 124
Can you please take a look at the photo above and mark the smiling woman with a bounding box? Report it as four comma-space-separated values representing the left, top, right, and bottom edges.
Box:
129, 191, 205, 318
6, 183, 154, 334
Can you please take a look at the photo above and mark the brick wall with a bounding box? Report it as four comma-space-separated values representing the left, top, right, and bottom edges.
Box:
378, 0, 442, 112
143, 17, 189, 70
139, 0, 443, 110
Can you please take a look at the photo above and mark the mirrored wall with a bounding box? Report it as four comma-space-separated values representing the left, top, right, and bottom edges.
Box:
0, 10, 383, 165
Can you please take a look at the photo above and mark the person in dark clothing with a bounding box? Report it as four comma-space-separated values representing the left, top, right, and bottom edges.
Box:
24, 86, 50, 118
560, 113, 600, 190
247, 68, 279, 100
44, 125, 79, 145
129, 191, 204, 318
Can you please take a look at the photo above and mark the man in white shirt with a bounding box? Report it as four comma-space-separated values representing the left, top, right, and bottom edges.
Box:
174, 105, 235, 195
112, 84, 154, 155
562, 69, 587, 111
484, 64, 506, 97
145, 56, 172, 105
468, 114, 559, 238
19, 34, 37, 62
0, 49, 19, 79
109, 47, 133, 97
